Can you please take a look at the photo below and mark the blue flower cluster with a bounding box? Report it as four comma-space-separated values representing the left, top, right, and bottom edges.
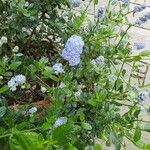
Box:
133, 4, 146, 13
97, 7, 104, 19
69, 0, 81, 7
136, 12, 150, 25
62, 35, 84, 66
134, 42, 145, 50
8, 74, 26, 91
53, 117, 68, 128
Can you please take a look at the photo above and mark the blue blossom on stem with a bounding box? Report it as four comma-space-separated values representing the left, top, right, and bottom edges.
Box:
134, 42, 145, 50
59, 82, 66, 88
53, 117, 68, 128
62, 35, 84, 66
29, 107, 37, 114
52, 63, 64, 75
8, 74, 26, 91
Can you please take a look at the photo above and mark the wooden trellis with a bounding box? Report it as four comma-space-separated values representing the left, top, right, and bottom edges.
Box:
130, 60, 150, 86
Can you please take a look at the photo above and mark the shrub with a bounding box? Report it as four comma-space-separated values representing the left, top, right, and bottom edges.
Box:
0, 0, 150, 149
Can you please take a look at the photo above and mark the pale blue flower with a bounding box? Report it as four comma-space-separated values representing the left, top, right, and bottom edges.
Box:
8, 74, 26, 91
8, 78, 18, 91
62, 35, 84, 66
29, 107, 37, 114
14, 75, 26, 84
53, 117, 68, 128
70, 0, 81, 7
59, 82, 66, 88
69, 55, 81, 66
134, 42, 145, 50
52, 63, 64, 75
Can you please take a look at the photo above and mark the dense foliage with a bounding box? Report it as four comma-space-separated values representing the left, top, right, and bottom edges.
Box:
0, 0, 150, 149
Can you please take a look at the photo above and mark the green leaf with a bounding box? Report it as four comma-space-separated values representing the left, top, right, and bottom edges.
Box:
88, 99, 97, 107
140, 124, 150, 132
49, 75, 59, 82
121, 69, 126, 77
133, 127, 141, 142
110, 131, 121, 150
67, 143, 78, 150
132, 56, 142, 61
81, 123, 92, 130
96, 89, 108, 102
9, 61, 22, 70
0, 106, 7, 118
9, 132, 41, 150
138, 50, 150, 57
144, 144, 150, 150
115, 79, 123, 92
94, 0, 99, 5
79, 112, 85, 122
94, 143, 102, 150
42, 67, 53, 76
52, 124, 72, 146
0, 85, 9, 93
